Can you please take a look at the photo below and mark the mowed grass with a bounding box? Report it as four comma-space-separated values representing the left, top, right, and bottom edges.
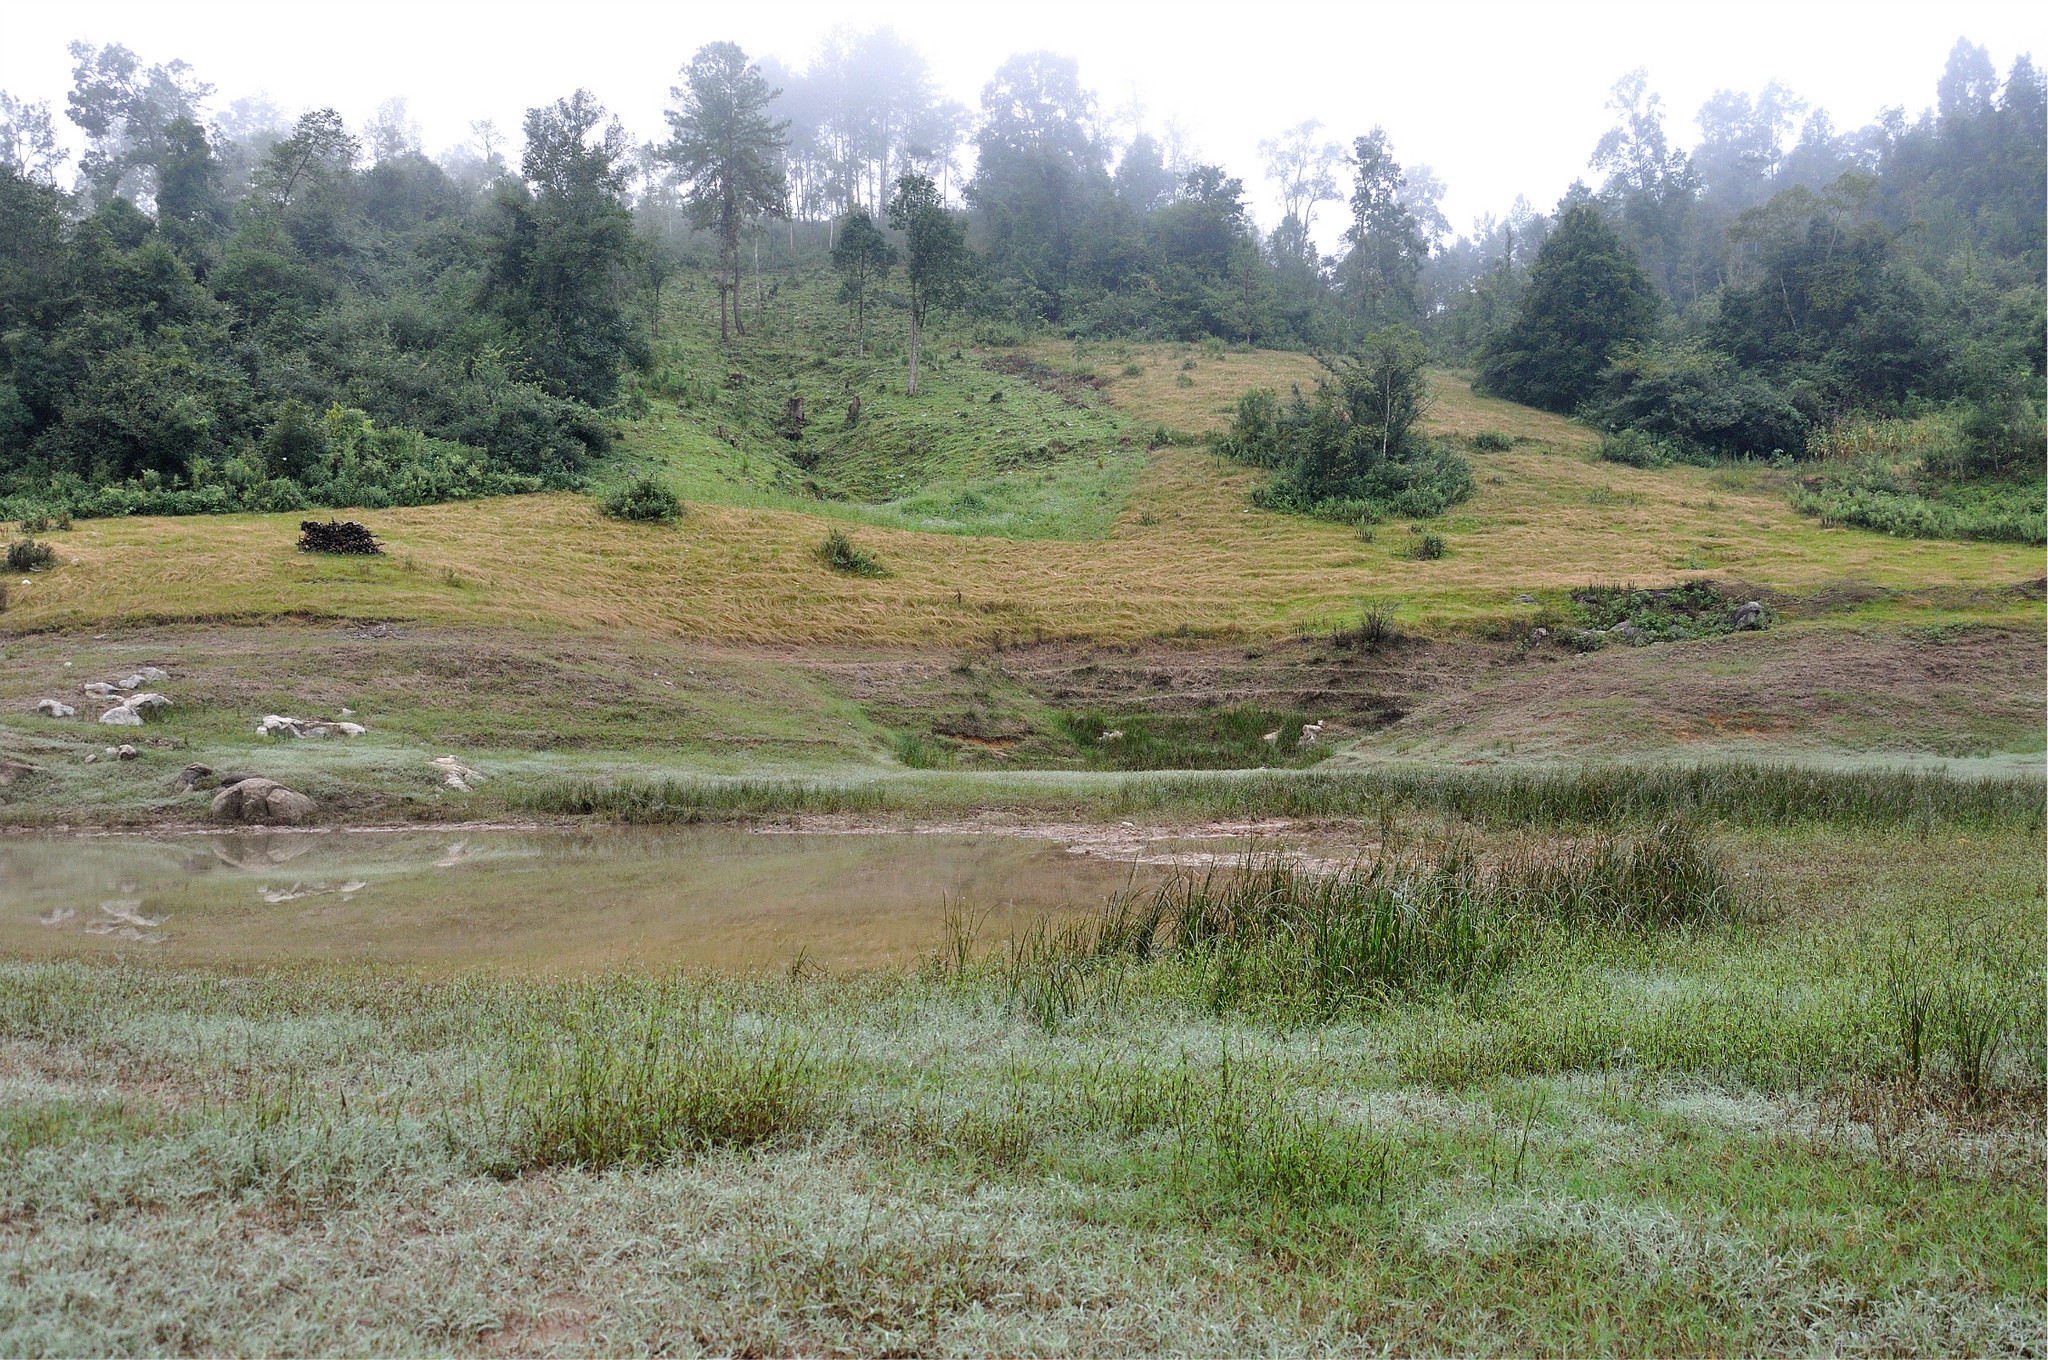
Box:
0, 819, 2039, 1353
3, 431, 2038, 645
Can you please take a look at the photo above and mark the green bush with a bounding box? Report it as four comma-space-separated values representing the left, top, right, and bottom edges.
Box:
1791, 463, 2045, 545
818, 528, 888, 576
1409, 532, 1446, 560
1225, 330, 1475, 524
600, 474, 681, 523
1598, 428, 1681, 468
5, 538, 55, 571
1469, 431, 1514, 452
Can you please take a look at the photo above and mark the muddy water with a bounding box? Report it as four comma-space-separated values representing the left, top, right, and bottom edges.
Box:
0, 826, 1197, 973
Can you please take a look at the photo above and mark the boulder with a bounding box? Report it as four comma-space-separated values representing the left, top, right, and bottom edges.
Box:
1612, 622, 1642, 644
125, 693, 170, 717
99, 705, 143, 727
81, 682, 118, 698
172, 762, 214, 791
210, 777, 315, 825
429, 755, 484, 790
35, 699, 75, 717
116, 745, 136, 760
1515, 593, 1537, 604
1731, 601, 1764, 630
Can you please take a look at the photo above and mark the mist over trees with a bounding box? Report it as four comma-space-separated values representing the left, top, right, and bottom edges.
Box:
0, 28, 2039, 521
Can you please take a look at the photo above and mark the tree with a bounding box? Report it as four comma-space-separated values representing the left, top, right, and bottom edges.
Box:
0, 92, 63, 183
1340, 128, 1427, 327
663, 42, 788, 343
1259, 119, 1343, 263
963, 52, 1108, 322
887, 173, 969, 396
830, 204, 895, 357
63, 41, 212, 209
1479, 193, 1660, 412
512, 91, 637, 408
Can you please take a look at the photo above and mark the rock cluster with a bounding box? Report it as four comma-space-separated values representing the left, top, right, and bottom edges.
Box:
258, 715, 367, 738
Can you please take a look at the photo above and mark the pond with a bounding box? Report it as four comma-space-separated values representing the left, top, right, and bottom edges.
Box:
0, 824, 1236, 973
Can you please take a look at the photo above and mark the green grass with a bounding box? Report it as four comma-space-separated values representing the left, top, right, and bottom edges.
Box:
499, 760, 2045, 833
609, 271, 1148, 540
1054, 704, 1333, 771
0, 817, 2039, 1353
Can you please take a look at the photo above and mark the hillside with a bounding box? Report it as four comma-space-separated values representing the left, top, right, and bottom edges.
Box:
0, 271, 2040, 826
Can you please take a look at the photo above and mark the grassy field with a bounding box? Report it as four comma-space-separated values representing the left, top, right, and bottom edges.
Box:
0, 392, 2036, 648
1, 270, 2043, 1353
1, 812, 2039, 1354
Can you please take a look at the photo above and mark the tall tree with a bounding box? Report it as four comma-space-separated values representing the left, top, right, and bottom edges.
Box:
1259, 119, 1343, 262
63, 41, 212, 209
887, 172, 969, 396
663, 42, 788, 342
830, 204, 895, 357
1340, 128, 1428, 327
0, 93, 63, 184
964, 52, 1108, 322
1479, 192, 1660, 412
512, 90, 636, 407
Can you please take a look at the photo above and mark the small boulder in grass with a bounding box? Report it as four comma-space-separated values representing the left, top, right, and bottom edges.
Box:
298, 520, 381, 554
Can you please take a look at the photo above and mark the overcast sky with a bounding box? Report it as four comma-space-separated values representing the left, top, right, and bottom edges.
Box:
3, 0, 2039, 250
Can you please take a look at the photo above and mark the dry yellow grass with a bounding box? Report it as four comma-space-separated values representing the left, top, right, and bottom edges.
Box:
6, 430, 2037, 646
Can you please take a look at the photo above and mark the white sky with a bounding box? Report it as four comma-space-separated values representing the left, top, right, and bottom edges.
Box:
2, 0, 2040, 252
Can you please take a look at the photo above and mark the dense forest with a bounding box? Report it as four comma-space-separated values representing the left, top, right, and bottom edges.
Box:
0, 33, 2040, 530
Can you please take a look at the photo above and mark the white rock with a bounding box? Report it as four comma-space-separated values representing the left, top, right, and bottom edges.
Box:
334, 722, 366, 737
430, 755, 483, 789
1262, 730, 1280, 744
99, 706, 143, 726
81, 682, 118, 698
138, 667, 169, 682
125, 693, 170, 717
116, 744, 136, 760
35, 699, 76, 717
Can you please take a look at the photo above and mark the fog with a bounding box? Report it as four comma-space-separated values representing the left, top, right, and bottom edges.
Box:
1, 0, 2038, 248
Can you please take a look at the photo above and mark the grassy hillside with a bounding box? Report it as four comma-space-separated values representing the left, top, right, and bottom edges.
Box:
1, 360, 2038, 647
602, 273, 1146, 540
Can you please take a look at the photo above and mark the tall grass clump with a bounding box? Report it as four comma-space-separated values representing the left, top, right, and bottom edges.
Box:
507, 776, 892, 821
505, 989, 819, 1170
1108, 761, 2044, 832
818, 527, 888, 576
1019, 825, 1735, 1023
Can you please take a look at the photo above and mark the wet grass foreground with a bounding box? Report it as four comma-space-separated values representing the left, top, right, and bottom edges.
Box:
0, 813, 2040, 1354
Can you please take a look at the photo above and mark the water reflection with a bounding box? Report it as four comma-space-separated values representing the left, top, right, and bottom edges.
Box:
1, 827, 1176, 973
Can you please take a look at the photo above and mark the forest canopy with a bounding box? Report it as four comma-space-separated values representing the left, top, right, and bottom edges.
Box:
0, 32, 2039, 523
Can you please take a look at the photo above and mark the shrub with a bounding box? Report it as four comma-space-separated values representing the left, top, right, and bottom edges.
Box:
1332, 605, 1398, 653
1598, 429, 1679, 468
1469, 431, 1514, 452
6, 538, 56, 571
600, 474, 681, 523
1409, 531, 1446, 560
818, 528, 888, 577
1588, 342, 1807, 459
1226, 331, 1475, 523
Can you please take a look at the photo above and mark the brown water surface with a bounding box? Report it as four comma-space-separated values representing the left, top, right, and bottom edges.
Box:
0, 827, 1180, 972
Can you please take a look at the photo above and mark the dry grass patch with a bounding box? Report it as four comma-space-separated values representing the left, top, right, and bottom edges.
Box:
2, 448, 2040, 647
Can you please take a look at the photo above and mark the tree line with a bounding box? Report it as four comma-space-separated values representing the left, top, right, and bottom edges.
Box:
0, 32, 2038, 522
